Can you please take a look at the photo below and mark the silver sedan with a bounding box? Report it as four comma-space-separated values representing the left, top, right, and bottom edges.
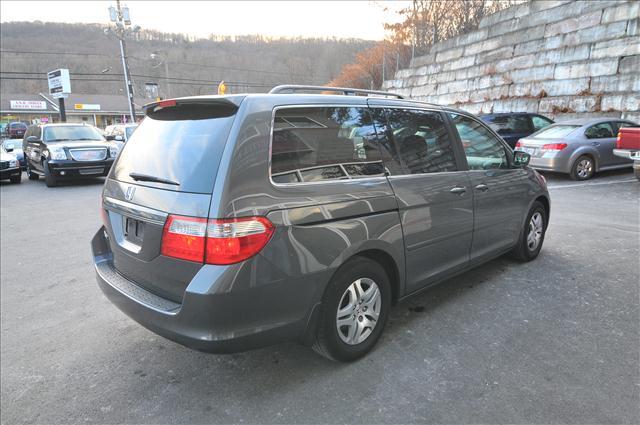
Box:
516, 117, 638, 180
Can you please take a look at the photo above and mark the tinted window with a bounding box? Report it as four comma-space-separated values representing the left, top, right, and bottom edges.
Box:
44, 126, 104, 142
531, 115, 553, 131
534, 124, 580, 139
449, 113, 508, 170
378, 108, 457, 175
114, 112, 235, 193
271, 107, 384, 183
488, 115, 530, 134
584, 122, 614, 139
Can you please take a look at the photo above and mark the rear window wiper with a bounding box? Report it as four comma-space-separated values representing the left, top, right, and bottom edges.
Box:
129, 172, 179, 186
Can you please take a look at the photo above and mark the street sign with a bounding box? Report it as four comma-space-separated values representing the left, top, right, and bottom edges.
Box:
47, 69, 71, 99
74, 104, 101, 110
10, 100, 47, 110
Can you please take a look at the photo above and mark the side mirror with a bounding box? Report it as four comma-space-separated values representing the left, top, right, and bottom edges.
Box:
26, 136, 40, 143
513, 151, 531, 168
115, 135, 124, 142
105, 135, 115, 141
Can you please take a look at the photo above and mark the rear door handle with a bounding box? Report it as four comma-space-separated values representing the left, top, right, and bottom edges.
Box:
450, 186, 466, 195
591, 142, 600, 146
475, 184, 489, 192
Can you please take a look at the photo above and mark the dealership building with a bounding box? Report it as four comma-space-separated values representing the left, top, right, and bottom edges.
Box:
0, 93, 146, 128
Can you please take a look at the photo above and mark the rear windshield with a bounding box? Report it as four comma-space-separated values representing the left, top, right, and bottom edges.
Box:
44, 126, 104, 142
533, 124, 580, 139
113, 111, 235, 193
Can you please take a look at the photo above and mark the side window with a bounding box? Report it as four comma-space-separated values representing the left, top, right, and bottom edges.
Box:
584, 122, 614, 139
271, 107, 384, 183
491, 115, 530, 135
449, 112, 509, 171
380, 108, 457, 175
531, 115, 553, 132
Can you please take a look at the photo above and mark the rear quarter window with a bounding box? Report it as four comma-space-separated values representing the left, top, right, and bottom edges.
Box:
271, 107, 384, 184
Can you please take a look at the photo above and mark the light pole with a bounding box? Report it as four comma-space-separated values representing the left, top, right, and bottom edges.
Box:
108, 1, 137, 123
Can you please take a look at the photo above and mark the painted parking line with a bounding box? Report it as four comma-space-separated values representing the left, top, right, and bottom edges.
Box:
548, 179, 638, 189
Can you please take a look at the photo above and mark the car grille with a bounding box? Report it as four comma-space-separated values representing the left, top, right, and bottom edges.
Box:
69, 148, 107, 161
0, 161, 9, 170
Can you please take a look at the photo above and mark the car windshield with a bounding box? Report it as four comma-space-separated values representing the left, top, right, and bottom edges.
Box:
533, 124, 580, 139
44, 126, 104, 142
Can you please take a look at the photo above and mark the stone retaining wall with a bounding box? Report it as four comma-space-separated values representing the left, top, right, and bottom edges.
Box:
382, 0, 640, 122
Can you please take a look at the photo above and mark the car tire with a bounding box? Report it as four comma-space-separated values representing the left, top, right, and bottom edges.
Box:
312, 257, 391, 362
27, 162, 39, 180
570, 155, 595, 181
43, 160, 58, 187
10, 173, 21, 184
511, 201, 547, 262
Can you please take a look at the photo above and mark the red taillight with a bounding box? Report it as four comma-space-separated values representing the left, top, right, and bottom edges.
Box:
541, 143, 568, 151
515, 140, 522, 149
161, 215, 207, 263
616, 132, 622, 149
160, 215, 274, 265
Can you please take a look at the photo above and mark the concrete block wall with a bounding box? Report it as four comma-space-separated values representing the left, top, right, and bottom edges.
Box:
383, 0, 640, 122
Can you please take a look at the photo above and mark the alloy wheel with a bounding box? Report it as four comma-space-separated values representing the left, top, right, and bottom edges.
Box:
336, 278, 381, 345
576, 158, 593, 179
527, 212, 544, 251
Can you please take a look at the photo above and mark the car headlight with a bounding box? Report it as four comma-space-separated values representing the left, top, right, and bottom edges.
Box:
109, 144, 119, 158
9, 159, 18, 168
48, 146, 67, 160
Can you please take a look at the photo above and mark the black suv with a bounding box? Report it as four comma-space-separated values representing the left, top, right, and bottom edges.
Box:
23, 123, 119, 187
479, 113, 554, 148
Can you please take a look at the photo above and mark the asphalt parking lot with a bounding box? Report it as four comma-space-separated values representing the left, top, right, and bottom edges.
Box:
1, 170, 638, 424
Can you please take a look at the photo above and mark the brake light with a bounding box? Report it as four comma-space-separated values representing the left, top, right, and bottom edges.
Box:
616, 131, 622, 149
206, 217, 274, 265
161, 215, 207, 262
541, 143, 568, 151
157, 99, 176, 108
161, 215, 274, 264
515, 140, 522, 149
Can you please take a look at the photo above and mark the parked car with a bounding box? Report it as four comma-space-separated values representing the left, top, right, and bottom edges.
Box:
104, 123, 138, 149
92, 86, 550, 362
2, 138, 26, 169
480, 113, 554, 148
7, 122, 27, 139
23, 123, 119, 187
0, 145, 22, 183
516, 118, 639, 180
613, 127, 640, 180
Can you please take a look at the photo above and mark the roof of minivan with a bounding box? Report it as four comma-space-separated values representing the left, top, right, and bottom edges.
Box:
144, 93, 447, 111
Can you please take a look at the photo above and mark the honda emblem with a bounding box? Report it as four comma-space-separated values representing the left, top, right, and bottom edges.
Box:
125, 186, 136, 201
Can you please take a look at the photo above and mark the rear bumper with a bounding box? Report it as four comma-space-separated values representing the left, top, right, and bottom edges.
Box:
528, 155, 571, 173
612, 149, 639, 161
49, 158, 114, 178
91, 227, 320, 353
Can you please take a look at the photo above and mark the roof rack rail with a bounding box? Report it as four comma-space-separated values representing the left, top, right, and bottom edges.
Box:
269, 85, 404, 100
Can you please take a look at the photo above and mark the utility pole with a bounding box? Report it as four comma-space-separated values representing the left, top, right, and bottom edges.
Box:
108, 1, 136, 123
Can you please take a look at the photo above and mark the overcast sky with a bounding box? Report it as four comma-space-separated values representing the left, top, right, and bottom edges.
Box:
0, 1, 408, 40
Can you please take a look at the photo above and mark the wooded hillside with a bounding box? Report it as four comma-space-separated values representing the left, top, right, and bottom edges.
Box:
0, 22, 375, 96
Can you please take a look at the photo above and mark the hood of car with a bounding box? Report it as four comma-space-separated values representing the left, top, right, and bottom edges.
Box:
48, 140, 112, 150
0, 151, 18, 161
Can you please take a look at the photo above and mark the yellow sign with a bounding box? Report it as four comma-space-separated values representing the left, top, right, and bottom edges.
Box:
217, 81, 226, 95
74, 103, 101, 110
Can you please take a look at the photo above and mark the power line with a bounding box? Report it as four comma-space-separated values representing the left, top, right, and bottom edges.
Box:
0, 75, 274, 88
0, 49, 327, 80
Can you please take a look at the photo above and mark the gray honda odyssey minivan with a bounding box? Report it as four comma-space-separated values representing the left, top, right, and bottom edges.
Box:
92, 86, 550, 362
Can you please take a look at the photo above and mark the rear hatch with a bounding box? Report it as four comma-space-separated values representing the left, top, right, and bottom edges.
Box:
102, 97, 241, 302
